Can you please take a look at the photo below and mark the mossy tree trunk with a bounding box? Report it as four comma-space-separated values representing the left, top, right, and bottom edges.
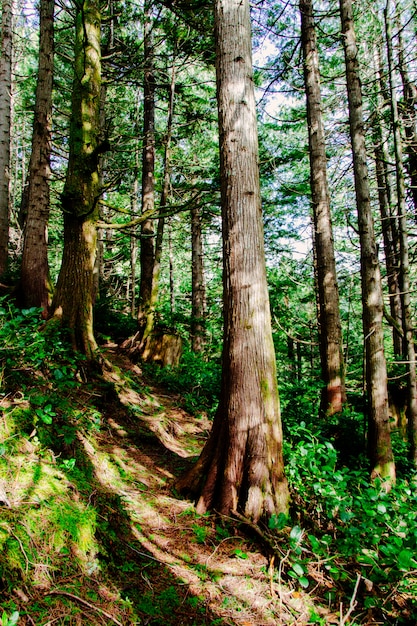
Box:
176, 0, 289, 522
51, 0, 103, 360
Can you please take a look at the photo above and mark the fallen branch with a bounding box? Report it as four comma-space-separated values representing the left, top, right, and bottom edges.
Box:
339, 573, 361, 626
46, 590, 124, 626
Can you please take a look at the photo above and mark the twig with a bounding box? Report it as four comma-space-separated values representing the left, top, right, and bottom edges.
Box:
46, 590, 124, 626
229, 509, 285, 557
278, 547, 291, 616
269, 554, 275, 597
339, 573, 361, 626
206, 535, 242, 565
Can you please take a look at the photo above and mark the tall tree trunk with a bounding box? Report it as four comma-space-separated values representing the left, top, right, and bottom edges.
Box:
372, 46, 403, 357
385, 3, 417, 465
168, 218, 174, 314
51, 0, 103, 359
130, 146, 139, 318
0, 0, 13, 278
300, 0, 345, 416
138, 1, 156, 335
140, 58, 176, 351
394, 4, 417, 220
340, 0, 395, 485
191, 203, 206, 353
176, 0, 289, 522
20, 0, 54, 315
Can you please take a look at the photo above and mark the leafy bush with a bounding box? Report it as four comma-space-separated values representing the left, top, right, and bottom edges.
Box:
143, 347, 221, 418
278, 423, 417, 621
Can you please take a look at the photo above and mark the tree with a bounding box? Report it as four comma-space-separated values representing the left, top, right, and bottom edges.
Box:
340, 0, 395, 485
300, 0, 345, 416
385, 1, 417, 465
20, 0, 54, 315
138, 0, 156, 337
0, 0, 13, 278
140, 56, 176, 354
51, 0, 104, 358
176, 0, 289, 521
371, 45, 403, 357
191, 202, 206, 353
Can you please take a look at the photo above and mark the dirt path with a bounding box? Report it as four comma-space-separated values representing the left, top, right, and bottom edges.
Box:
82, 346, 317, 625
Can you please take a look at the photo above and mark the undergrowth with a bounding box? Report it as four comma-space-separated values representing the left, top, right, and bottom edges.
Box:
142, 348, 221, 419
1, 301, 417, 625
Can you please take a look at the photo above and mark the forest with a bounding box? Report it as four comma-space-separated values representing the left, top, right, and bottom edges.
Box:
1, 0, 417, 624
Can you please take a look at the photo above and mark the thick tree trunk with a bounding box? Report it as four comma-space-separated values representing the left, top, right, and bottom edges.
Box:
0, 0, 13, 278
300, 0, 345, 415
138, 2, 156, 334
385, 4, 417, 465
340, 0, 395, 485
20, 0, 54, 315
51, 0, 103, 360
176, 0, 289, 522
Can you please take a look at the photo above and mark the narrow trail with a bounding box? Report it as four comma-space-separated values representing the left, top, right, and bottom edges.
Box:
80, 345, 316, 625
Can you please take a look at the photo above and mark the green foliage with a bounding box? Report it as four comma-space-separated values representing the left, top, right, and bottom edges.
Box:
0, 299, 82, 390
278, 421, 417, 619
1, 612, 19, 626
143, 347, 221, 418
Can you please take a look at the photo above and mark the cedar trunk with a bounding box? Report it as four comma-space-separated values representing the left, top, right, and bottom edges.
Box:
385, 4, 417, 465
138, 2, 156, 334
51, 0, 102, 359
300, 0, 345, 415
0, 0, 13, 278
191, 204, 206, 353
20, 0, 54, 314
176, 0, 289, 522
140, 59, 176, 352
340, 0, 395, 484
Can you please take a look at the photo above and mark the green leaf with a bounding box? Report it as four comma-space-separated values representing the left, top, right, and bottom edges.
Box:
232, 549, 248, 560
268, 512, 288, 530
9, 613, 19, 626
290, 525, 303, 542
292, 562, 305, 576
397, 549, 414, 571
299, 576, 309, 588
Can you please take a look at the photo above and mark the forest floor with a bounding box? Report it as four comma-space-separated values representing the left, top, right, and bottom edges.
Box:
0, 343, 409, 625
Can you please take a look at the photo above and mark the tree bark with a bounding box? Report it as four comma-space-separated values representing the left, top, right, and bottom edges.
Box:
138, 1, 156, 335
176, 0, 289, 522
0, 0, 13, 278
140, 58, 176, 353
385, 3, 417, 465
300, 0, 345, 416
340, 0, 395, 486
191, 203, 206, 353
20, 0, 54, 315
372, 45, 403, 357
394, 4, 417, 220
51, 0, 103, 360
